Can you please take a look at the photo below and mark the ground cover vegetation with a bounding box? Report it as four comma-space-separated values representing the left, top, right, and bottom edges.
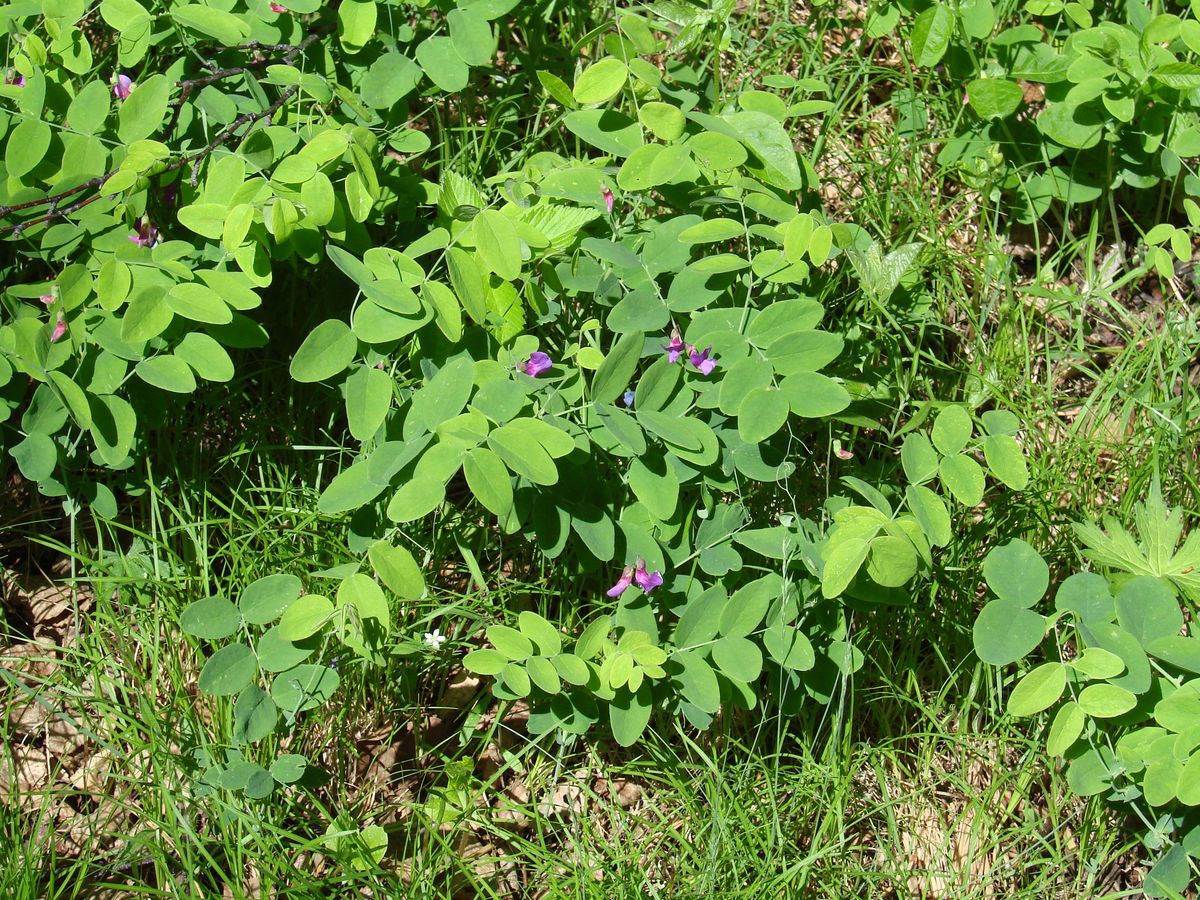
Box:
1, 0, 1199, 895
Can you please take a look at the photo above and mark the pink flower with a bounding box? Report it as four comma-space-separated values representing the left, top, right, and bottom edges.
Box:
38, 294, 54, 306
128, 218, 159, 247
112, 73, 135, 101
687, 344, 717, 376
5, 70, 25, 88
662, 329, 685, 364
607, 565, 634, 598
50, 316, 67, 343
521, 351, 552, 377
601, 185, 614, 215
270, 2, 287, 11
633, 559, 662, 593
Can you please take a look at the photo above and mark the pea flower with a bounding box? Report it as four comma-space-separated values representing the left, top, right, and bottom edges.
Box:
4, 70, 25, 88
38, 294, 54, 306
50, 315, 67, 343
662, 329, 685, 364
270, 2, 288, 11
633, 559, 663, 593
128, 218, 159, 248
607, 559, 663, 597
112, 73, 135, 101
423, 627, 447, 650
687, 344, 717, 376
622, 389, 635, 408
602, 184, 614, 215
521, 351, 552, 377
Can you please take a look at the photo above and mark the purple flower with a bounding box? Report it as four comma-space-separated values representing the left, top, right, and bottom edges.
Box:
521, 351, 552, 377
687, 344, 717, 376
607, 565, 634, 598
602, 185, 614, 215
128, 218, 159, 248
662, 329, 685, 364
634, 559, 662, 593
50, 316, 67, 343
270, 1, 288, 10
5, 70, 25, 88
112, 73, 135, 101
622, 389, 635, 408
38, 293, 54, 306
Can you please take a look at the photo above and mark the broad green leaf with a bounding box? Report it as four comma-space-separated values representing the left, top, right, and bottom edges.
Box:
573, 58, 628, 105
240, 573, 303, 625
722, 110, 802, 190
368, 541, 425, 599
416, 36, 469, 92
464, 446, 514, 517
931, 405, 972, 454
488, 624, 533, 660
320, 459, 387, 515
256, 627, 317, 673
290, 319, 357, 382
448, 8, 493, 65
172, 4, 249, 45
967, 78, 1023, 118
473, 209, 521, 281
11, 433, 56, 483
175, 332, 234, 382
982, 540, 1048, 608
911, 4, 954, 67
1046, 702, 1085, 756
166, 283, 232, 325
464, 648, 507, 675
180, 594, 240, 639
592, 330, 644, 404
271, 664, 339, 713
198, 643, 257, 696
679, 218, 743, 244
1007, 662, 1066, 716
938, 453, 984, 506
821, 537, 869, 598
117, 73, 171, 143
135, 356, 197, 393
982, 434, 1028, 489
638, 101, 685, 140
337, 573, 390, 631
233, 686, 277, 744
737, 388, 790, 443
6, 120, 51, 178
446, 248, 488, 324
1077, 683, 1137, 718
973, 598, 1046, 664
338, 0, 377, 50
1115, 577, 1184, 648
779, 372, 850, 417
360, 52, 422, 108
901, 433, 939, 483
518, 611, 562, 656
762, 623, 815, 671
278, 594, 334, 641
564, 109, 643, 157
712, 635, 763, 682
344, 365, 392, 441
609, 682, 653, 747
674, 651, 721, 713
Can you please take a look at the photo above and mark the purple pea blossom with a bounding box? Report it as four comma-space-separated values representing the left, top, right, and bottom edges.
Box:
38, 294, 54, 306
662, 329, 685, 364
602, 185, 614, 215
50, 316, 67, 343
687, 344, 717, 376
521, 351, 552, 377
622, 389, 635, 408
270, 2, 288, 11
4, 70, 25, 88
607, 559, 663, 597
633, 559, 663, 593
112, 73, 135, 101
128, 218, 159, 248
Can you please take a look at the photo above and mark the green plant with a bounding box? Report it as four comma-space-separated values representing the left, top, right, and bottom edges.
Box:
973, 482, 1200, 896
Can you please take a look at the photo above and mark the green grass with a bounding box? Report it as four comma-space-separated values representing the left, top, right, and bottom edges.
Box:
5, 1, 1200, 896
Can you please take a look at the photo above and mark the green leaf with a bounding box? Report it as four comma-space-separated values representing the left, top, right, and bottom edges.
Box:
1077, 683, 1137, 718
277, 594, 334, 641
463, 446, 514, 517
900, 433, 939, 483
487, 624, 534, 660
518, 611, 562, 656
488, 423, 559, 485
271, 664, 340, 714
779, 372, 850, 417
175, 332, 234, 382
473, 210, 522, 281
320, 459, 387, 515
337, 574, 390, 632
638, 101, 685, 140
180, 594, 240, 639
360, 53, 423, 108
911, 4, 954, 67
270, 754, 307, 784
11, 433, 57, 483
674, 651, 721, 713
1068, 647, 1125, 679
256, 626, 317, 673
416, 36, 469, 92
982, 540, 1048, 608
233, 686, 277, 744
737, 387, 790, 443
609, 682, 653, 747
240, 573, 303, 625
338, 0, 377, 50
679, 218, 744, 244
573, 58, 628, 105
446, 248, 488, 324
592, 330, 644, 404
1116, 577, 1183, 648
117, 73, 171, 143
1007, 662, 1066, 716
721, 111, 803, 190
564, 109, 643, 157
166, 283, 232, 325
172, 4, 249, 45
982, 434, 1028, 490
290, 320, 357, 383
931, 405, 972, 454
938, 454, 984, 506
966, 78, 1023, 118
464, 648, 507, 675
198, 643, 257, 696
368, 541, 424, 600
344, 365, 392, 441
135, 356, 197, 394
821, 537, 869, 598
973, 598, 1046, 664
5, 120, 51, 179
1046, 702, 1085, 756
448, 8, 493, 65
712, 636, 763, 682
762, 623, 815, 671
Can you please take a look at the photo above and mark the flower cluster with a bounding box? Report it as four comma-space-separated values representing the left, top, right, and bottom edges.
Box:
662, 329, 717, 375
607, 559, 663, 597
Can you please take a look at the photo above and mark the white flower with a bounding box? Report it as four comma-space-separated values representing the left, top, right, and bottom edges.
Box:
423, 627, 446, 650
